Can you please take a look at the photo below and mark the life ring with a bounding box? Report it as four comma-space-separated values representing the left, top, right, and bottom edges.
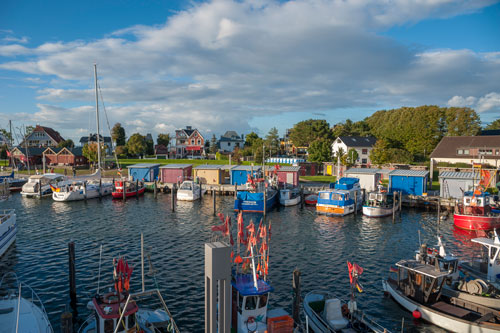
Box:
103, 292, 125, 304
415, 274, 422, 286
246, 316, 257, 332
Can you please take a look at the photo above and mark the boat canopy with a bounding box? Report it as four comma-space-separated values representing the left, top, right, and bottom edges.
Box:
331, 177, 359, 190
396, 259, 450, 279
232, 274, 273, 296
237, 192, 264, 201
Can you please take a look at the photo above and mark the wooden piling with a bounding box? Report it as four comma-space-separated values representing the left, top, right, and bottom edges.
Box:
199, 180, 202, 199
99, 178, 102, 200
136, 179, 139, 199
68, 242, 77, 309
354, 192, 358, 216
392, 192, 396, 223
60, 310, 73, 333
123, 180, 126, 201
213, 190, 216, 216
83, 181, 87, 201
112, 178, 115, 192
399, 191, 402, 213
292, 269, 301, 327
300, 186, 304, 209
171, 184, 176, 212
437, 197, 441, 224
38, 180, 42, 199
154, 180, 157, 198
263, 187, 267, 218
234, 183, 237, 199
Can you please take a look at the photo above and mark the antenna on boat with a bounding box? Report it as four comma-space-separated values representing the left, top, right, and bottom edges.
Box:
97, 244, 103, 294
418, 230, 421, 248
93, 64, 102, 174
141, 233, 145, 292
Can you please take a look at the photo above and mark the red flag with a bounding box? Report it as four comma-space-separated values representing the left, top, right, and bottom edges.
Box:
234, 255, 243, 264
347, 261, 353, 284
353, 263, 363, 276
268, 221, 272, 240
211, 224, 225, 233
256, 220, 263, 241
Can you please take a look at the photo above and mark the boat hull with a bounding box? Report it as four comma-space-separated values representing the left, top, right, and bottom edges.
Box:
304, 195, 317, 206
383, 279, 499, 333
112, 187, 146, 199
280, 196, 301, 207
362, 205, 396, 217
0, 211, 16, 257
52, 184, 113, 202
316, 201, 362, 216
234, 190, 278, 213
453, 213, 500, 231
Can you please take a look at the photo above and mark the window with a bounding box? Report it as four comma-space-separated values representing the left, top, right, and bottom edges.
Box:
463, 149, 469, 155
362, 149, 368, 154
228, 142, 231, 146
362, 158, 367, 164
197, 139, 201, 145
104, 319, 114, 333
259, 294, 268, 308
319, 192, 330, 200
245, 296, 258, 310
191, 139, 195, 145
457, 149, 463, 155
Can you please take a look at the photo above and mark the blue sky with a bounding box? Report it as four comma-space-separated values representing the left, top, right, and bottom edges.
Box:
1, 0, 499, 143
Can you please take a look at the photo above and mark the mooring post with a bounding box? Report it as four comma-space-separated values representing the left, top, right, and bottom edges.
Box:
392, 192, 396, 223
60, 307, 73, 333
171, 184, 176, 212
68, 242, 77, 310
112, 177, 115, 191
38, 180, 42, 199
263, 186, 267, 218
154, 179, 157, 198
99, 178, 102, 200
199, 181, 202, 199
437, 197, 441, 224
83, 181, 87, 201
354, 192, 358, 216
136, 179, 139, 199
213, 190, 216, 216
300, 186, 304, 209
234, 183, 237, 199
399, 191, 402, 214
123, 180, 126, 201
292, 269, 301, 327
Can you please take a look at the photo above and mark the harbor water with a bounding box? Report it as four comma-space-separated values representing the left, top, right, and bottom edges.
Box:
0, 192, 484, 332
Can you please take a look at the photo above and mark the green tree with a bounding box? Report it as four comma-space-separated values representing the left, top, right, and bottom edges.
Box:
145, 135, 154, 155
289, 119, 331, 147
369, 140, 390, 166
0, 144, 8, 159
126, 133, 147, 157
115, 145, 128, 158
57, 139, 74, 148
210, 134, 218, 154
244, 132, 260, 147
333, 147, 345, 165
308, 140, 332, 163
345, 148, 359, 167
0, 129, 13, 146
157, 133, 171, 147
265, 127, 280, 156
332, 119, 371, 138
485, 118, 500, 130
82, 143, 98, 163
231, 147, 242, 165
111, 123, 126, 146
25, 125, 35, 136
444, 107, 481, 136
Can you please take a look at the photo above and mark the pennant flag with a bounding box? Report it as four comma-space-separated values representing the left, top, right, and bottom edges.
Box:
234, 254, 243, 264
389, 266, 398, 273
356, 282, 363, 293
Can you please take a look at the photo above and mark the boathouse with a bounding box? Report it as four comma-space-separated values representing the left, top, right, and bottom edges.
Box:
438, 171, 474, 199
193, 164, 226, 185
230, 165, 262, 185
127, 163, 160, 182
388, 170, 429, 196
345, 168, 381, 192
268, 165, 301, 187
160, 164, 192, 184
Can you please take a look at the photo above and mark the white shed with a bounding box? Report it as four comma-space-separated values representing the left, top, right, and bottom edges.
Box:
345, 168, 381, 192
439, 171, 474, 199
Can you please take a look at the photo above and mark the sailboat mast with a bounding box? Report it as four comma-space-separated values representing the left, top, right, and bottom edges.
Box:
94, 64, 102, 172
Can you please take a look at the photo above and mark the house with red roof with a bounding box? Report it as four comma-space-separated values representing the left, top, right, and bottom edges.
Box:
20, 125, 65, 148
174, 126, 205, 158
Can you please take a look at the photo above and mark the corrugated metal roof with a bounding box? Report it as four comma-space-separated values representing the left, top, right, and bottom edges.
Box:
439, 171, 474, 179
159, 164, 192, 169
389, 170, 429, 177
220, 165, 236, 170
345, 168, 380, 174
378, 169, 392, 174
194, 164, 226, 170
231, 165, 262, 171
127, 163, 161, 168
268, 166, 301, 172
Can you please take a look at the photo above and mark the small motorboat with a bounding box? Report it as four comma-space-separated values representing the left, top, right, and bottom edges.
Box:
177, 180, 205, 201
52, 180, 113, 202
21, 173, 67, 198
112, 179, 145, 199
363, 185, 398, 217
0, 172, 26, 192
234, 177, 278, 213
0, 209, 16, 257
279, 188, 301, 206
317, 178, 363, 216
304, 194, 317, 205
0, 272, 53, 332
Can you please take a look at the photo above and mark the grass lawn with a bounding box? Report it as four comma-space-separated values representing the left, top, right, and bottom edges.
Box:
300, 175, 336, 183
117, 158, 287, 168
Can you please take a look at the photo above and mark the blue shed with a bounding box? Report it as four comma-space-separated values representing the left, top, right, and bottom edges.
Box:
230, 165, 262, 185
388, 170, 429, 196
127, 163, 160, 182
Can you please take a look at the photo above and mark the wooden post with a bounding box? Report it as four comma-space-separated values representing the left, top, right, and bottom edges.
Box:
234, 183, 237, 199
213, 189, 216, 216
123, 180, 126, 201
199, 180, 202, 200
154, 179, 157, 198
171, 184, 176, 212
392, 192, 396, 223
68, 242, 77, 310
354, 192, 358, 216
99, 178, 102, 200
136, 179, 139, 199
60, 310, 73, 333
300, 186, 304, 209
83, 181, 87, 201
38, 180, 42, 199
292, 269, 301, 327
263, 187, 267, 218
112, 177, 115, 192
399, 191, 402, 214
437, 197, 441, 224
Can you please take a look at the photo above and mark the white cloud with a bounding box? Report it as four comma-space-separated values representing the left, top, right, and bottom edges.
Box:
0, 0, 499, 140
447, 92, 500, 113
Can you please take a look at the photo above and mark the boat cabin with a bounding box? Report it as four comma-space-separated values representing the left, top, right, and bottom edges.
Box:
471, 233, 500, 282
415, 242, 459, 281
458, 191, 493, 216
231, 273, 272, 333
91, 293, 139, 333
367, 188, 393, 208
317, 178, 363, 215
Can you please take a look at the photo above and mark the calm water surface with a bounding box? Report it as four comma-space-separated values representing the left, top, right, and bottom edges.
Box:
0, 192, 486, 332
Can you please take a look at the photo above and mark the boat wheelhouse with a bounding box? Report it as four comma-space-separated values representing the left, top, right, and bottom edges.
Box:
234, 179, 278, 213
316, 177, 363, 216
454, 191, 500, 230
279, 188, 301, 206
0, 209, 16, 257
112, 179, 145, 199
362, 186, 397, 217
177, 180, 204, 201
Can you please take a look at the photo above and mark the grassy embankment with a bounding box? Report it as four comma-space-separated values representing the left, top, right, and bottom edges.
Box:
300, 176, 336, 183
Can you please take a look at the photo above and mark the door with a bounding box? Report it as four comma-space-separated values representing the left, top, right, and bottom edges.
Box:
286, 173, 293, 185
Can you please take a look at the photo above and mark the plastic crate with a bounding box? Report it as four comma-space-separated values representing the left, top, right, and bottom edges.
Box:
267, 315, 294, 333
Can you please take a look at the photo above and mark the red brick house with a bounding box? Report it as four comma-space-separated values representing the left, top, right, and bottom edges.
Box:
42, 147, 88, 166
175, 126, 205, 158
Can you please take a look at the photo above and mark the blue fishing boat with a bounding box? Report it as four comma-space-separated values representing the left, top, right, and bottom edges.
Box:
234, 180, 278, 213
316, 177, 363, 216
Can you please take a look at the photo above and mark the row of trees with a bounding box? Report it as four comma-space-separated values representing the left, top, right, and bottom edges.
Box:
110, 123, 171, 158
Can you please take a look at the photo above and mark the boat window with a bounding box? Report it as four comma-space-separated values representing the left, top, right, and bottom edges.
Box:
319, 192, 330, 200
344, 193, 349, 200
244, 296, 258, 310
477, 198, 482, 206
377, 194, 383, 201
369, 193, 376, 200
180, 183, 192, 190
117, 317, 125, 332
128, 314, 136, 329
465, 198, 470, 205
259, 293, 268, 308
238, 293, 243, 313
104, 319, 114, 333
485, 197, 489, 204
331, 193, 343, 201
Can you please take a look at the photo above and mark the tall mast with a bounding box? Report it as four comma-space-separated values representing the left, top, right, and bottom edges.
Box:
94, 64, 101, 172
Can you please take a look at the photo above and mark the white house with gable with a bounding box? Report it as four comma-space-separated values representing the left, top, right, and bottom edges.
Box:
331, 136, 377, 166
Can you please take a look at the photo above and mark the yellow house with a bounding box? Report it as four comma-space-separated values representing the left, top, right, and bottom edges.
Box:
194, 165, 235, 185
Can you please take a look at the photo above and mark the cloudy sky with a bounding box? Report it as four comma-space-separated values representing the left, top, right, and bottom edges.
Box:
0, 0, 499, 143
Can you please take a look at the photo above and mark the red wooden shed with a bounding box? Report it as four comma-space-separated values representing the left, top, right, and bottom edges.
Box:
159, 164, 193, 184
268, 165, 301, 187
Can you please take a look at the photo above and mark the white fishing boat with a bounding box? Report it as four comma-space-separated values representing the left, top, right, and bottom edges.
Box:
176, 180, 205, 201
20, 173, 67, 198
383, 258, 500, 332
0, 272, 53, 332
362, 185, 398, 217
279, 188, 301, 206
0, 209, 16, 257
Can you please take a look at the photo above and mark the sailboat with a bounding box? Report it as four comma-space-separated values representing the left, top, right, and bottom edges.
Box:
52, 65, 113, 202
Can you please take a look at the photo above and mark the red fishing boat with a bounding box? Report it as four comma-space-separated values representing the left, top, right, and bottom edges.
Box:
112, 179, 146, 199
304, 194, 317, 205
454, 166, 500, 231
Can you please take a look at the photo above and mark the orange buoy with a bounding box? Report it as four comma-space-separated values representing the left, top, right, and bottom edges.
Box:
412, 310, 421, 319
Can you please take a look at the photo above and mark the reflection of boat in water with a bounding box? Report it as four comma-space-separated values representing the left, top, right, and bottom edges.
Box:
177, 180, 205, 201
0, 272, 53, 332
0, 209, 16, 258
317, 178, 363, 216
362, 185, 398, 217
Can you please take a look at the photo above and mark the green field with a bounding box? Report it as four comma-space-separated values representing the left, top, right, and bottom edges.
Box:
116, 158, 287, 168
300, 175, 336, 183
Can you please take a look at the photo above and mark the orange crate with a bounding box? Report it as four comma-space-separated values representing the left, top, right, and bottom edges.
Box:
268, 315, 294, 333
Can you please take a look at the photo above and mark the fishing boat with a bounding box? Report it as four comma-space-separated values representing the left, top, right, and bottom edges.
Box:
454, 165, 500, 230
304, 194, 317, 206
234, 178, 278, 213
0, 272, 53, 332
0, 209, 16, 257
363, 185, 397, 217
52, 65, 114, 202
383, 256, 500, 332
279, 187, 301, 206
79, 252, 179, 333
317, 178, 363, 216
304, 262, 390, 333
177, 180, 205, 201
112, 179, 145, 199
20, 173, 67, 198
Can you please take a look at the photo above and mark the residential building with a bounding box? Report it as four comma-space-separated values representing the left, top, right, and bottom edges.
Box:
174, 126, 205, 158
79, 133, 112, 155
218, 131, 244, 153
20, 125, 64, 147
42, 147, 87, 166
331, 136, 377, 166
8, 146, 45, 166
